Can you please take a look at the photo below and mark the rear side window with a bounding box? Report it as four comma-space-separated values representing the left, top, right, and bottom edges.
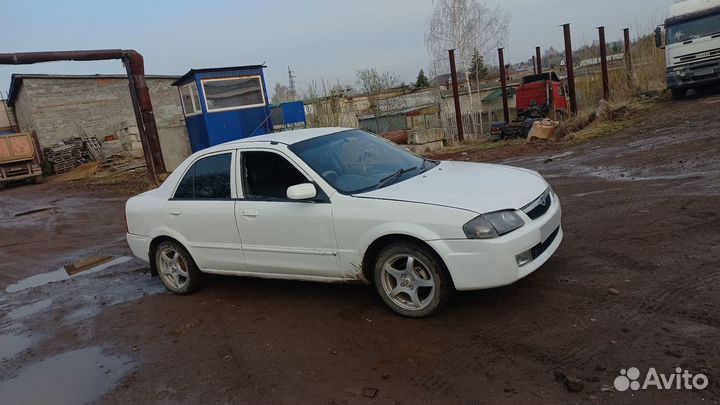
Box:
173, 153, 232, 199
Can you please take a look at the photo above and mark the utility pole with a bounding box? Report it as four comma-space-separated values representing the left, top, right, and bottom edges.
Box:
288, 66, 297, 99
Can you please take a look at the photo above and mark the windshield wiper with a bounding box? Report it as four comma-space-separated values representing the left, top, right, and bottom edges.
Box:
419, 158, 439, 173
377, 166, 417, 189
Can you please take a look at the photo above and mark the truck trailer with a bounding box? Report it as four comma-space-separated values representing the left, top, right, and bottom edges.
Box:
0, 132, 43, 189
655, 0, 720, 98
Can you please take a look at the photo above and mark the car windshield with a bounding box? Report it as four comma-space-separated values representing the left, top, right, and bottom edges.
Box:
667, 11, 720, 44
289, 129, 438, 194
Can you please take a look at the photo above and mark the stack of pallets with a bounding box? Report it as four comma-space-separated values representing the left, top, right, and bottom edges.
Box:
43, 144, 76, 174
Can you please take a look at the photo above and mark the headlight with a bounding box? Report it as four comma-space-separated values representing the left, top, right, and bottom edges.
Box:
463, 210, 525, 239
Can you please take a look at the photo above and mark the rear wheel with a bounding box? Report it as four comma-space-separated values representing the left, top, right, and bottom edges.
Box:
373, 241, 452, 317
154, 240, 204, 294
32, 175, 44, 184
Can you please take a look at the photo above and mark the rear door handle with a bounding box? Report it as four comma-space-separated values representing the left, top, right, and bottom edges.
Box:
167, 208, 181, 216
241, 209, 259, 217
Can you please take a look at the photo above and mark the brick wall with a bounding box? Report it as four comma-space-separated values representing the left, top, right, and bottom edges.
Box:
13, 76, 185, 148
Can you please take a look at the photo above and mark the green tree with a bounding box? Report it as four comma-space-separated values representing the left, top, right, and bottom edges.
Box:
415, 69, 430, 88
468, 49, 489, 81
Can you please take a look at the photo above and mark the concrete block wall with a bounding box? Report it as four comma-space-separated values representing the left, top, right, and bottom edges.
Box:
13, 76, 185, 148
116, 120, 191, 171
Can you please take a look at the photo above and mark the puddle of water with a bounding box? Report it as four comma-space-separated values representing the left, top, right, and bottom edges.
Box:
0, 332, 35, 360
6, 298, 53, 320
0, 346, 133, 405
65, 306, 101, 322
5, 256, 132, 293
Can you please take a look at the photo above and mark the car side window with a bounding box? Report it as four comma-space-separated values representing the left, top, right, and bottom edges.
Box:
173, 153, 232, 199
241, 151, 308, 200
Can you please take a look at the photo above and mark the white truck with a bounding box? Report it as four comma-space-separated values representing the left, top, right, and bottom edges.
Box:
655, 0, 720, 98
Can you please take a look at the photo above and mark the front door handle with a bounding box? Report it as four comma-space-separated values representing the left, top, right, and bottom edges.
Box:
241, 209, 259, 217
167, 208, 181, 216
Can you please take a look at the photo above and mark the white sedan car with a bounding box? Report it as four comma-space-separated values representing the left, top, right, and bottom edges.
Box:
126, 128, 562, 317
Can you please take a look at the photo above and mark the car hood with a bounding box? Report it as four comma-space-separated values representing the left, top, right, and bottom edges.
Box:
358, 161, 548, 214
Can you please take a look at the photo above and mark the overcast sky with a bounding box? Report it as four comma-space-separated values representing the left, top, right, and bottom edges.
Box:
0, 0, 674, 98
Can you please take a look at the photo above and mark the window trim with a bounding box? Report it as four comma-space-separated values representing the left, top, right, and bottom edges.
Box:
170, 150, 237, 200
200, 75, 266, 113
236, 148, 330, 203
179, 83, 203, 117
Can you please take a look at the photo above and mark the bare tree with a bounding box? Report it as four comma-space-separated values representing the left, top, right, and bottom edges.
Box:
356, 67, 401, 113
425, 0, 510, 76
302, 79, 342, 128
356, 68, 400, 95
271, 82, 295, 104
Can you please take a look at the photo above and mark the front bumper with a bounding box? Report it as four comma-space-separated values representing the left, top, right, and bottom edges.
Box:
428, 193, 562, 291
667, 58, 720, 89
126, 233, 151, 262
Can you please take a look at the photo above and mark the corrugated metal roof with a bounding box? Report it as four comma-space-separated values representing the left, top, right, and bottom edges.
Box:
171, 65, 267, 86
6, 73, 181, 106
482, 87, 516, 103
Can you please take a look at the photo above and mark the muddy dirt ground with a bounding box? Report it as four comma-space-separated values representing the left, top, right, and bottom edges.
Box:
1, 94, 719, 405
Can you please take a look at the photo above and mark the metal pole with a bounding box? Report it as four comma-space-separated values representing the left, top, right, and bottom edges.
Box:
624, 28, 633, 88
532, 55, 537, 75
536, 46, 543, 74
497, 47, 510, 123
448, 49, 464, 142
598, 26, 610, 100
562, 24, 578, 115
124, 51, 166, 175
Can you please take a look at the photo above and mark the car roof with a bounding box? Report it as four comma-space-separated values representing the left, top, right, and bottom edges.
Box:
211, 127, 353, 151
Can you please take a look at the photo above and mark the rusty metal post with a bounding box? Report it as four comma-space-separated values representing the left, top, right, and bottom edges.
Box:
624, 28, 633, 88
532, 55, 537, 74
562, 24, 578, 115
123, 51, 165, 175
448, 49, 464, 142
497, 47, 510, 123
598, 26, 610, 100
123, 58, 157, 182
0, 49, 165, 184
536, 46, 543, 75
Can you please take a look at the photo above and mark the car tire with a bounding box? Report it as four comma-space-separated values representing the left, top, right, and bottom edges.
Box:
373, 241, 452, 318
154, 240, 204, 294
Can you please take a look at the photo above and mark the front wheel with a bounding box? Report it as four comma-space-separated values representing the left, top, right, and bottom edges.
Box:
154, 240, 204, 294
373, 241, 452, 317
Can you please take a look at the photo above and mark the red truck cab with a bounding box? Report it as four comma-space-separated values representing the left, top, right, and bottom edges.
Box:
515, 72, 568, 120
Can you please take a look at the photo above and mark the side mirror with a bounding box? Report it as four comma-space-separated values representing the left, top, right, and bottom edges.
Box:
287, 183, 317, 200
655, 26, 664, 48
